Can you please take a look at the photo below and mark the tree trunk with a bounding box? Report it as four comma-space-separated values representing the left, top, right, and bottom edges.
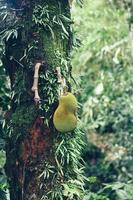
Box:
0, 0, 84, 200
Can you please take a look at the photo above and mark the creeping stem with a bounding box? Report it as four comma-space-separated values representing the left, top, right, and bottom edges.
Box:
31, 63, 41, 103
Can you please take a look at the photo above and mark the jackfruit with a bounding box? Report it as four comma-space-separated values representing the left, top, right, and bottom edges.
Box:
53, 92, 78, 132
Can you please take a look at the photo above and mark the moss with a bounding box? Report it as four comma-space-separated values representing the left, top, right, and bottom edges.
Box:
11, 104, 38, 138
31, 0, 71, 68
41, 31, 61, 67
12, 104, 37, 127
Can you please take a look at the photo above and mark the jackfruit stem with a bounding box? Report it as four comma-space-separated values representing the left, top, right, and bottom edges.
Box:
56, 67, 62, 84
56, 67, 67, 96
62, 78, 68, 95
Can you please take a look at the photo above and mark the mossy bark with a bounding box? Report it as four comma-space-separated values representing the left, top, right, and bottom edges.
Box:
3, 0, 72, 199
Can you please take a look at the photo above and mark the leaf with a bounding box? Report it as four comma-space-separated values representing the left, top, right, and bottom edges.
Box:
47, 25, 55, 39
103, 182, 125, 191
59, 19, 69, 36
116, 189, 130, 200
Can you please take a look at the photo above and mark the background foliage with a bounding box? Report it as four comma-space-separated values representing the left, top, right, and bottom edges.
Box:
72, 0, 133, 199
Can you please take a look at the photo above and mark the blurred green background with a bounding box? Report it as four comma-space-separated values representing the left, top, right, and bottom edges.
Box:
71, 0, 133, 199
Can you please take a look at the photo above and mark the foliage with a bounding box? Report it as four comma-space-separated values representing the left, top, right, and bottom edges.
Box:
0, 37, 9, 200
39, 125, 89, 200
72, 0, 133, 199
0, 151, 7, 200
32, 4, 72, 39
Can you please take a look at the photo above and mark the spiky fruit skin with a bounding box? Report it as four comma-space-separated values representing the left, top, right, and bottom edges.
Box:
53, 92, 78, 133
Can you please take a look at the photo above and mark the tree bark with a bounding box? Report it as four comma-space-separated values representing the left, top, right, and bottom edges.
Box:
1, 0, 77, 199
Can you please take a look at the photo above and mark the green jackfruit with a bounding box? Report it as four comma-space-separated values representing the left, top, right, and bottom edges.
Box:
53, 92, 78, 133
